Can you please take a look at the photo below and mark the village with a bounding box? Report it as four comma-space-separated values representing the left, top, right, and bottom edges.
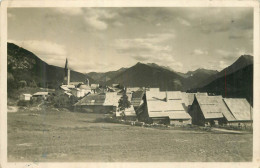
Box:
18, 59, 253, 130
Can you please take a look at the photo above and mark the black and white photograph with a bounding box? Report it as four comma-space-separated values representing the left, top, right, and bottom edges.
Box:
1, 0, 260, 167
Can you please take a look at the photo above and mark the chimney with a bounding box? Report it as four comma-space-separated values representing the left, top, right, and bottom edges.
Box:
165, 91, 168, 102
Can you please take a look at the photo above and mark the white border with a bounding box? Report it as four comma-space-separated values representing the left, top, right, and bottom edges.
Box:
1, 0, 259, 168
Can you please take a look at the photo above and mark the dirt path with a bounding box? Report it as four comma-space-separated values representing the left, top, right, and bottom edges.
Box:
211, 128, 246, 134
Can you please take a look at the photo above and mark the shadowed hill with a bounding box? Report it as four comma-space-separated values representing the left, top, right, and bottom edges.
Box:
7, 42, 95, 89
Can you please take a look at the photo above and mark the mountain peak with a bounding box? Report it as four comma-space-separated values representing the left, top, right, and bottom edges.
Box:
239, 54, 253, 62
224, 54, 253, 72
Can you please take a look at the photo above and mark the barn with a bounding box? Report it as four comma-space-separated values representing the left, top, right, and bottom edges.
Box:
74, 92, 121, 113
223, 98, 253, 126
139, 90, 191, 125
189, 95, 232, 126
20, 94, 32, 101
32, 92, 50, 100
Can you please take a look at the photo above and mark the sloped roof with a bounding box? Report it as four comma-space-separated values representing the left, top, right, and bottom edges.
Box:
146, 91, 191, 120
74, 94, 106, 106
195, 95, 226, 119
116, 105, 136, 117
60, 85, 70, 91
147, 88, 160, 92
70, 82, 84, 86
223, 98, 253, 121
182, 93, 208, 107
166, 91, 182, 100
196, 92, 208, 96
146, 91, 166, 101
79, 85, 91, 90
23, 94, 32, 96
90, 84, 99, 89
104, 92, 121, 106
33, 92, 49, 96
126, 87, 140, 93
65, 92, 72, 96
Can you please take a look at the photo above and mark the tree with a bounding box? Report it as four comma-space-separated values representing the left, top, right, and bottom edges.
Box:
118, 88, 131, 119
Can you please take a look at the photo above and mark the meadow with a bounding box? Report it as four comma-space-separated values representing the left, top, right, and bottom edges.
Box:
8, 107, 252, 162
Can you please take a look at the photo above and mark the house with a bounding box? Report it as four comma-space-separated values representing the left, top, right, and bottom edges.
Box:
60, 85, 70, 91
71, 88, 84, 98
32, 92, 49, 100
74, 92, 121, 113
146, 88, 160, 92
91, 84, 100, 93
139, 90, 191, 125
182, 92, 208, 112
20, 94, 32, 101
79, 84, 92, 95
189, 95, 229, 126
107, 86, 116, 92
70, 82, 84, 87
116, 105, 137, 121
112, 84, 120, 88
126, 87, 140, 94
223, 98, 253, 126
104, 92, 122, 107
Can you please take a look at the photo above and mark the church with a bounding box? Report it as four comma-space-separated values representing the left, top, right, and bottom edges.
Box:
60, 58, 93, 97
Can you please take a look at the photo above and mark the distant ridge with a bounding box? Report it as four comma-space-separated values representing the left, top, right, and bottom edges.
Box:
191, 55, 253, 105
8, 42, 253, 104
7, 42, 95, 89
196, 55, 253, 88
105, 62, 187, 91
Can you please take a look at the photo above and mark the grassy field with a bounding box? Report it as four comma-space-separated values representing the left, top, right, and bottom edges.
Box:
8, 107, 252, 162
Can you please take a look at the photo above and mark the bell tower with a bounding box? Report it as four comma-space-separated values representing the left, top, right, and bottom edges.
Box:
64, 58, 70, 85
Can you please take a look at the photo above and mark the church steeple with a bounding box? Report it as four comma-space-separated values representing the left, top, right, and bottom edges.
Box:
64, 58, 70, 85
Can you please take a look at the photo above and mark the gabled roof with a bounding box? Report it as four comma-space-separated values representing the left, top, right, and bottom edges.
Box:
116, 105, 136, 117
79, 85, 91, 90
146, 88, 160, 92
70, 82, 84, 86
166, 91, 182, 100
104, 92, 121, 106
126, 87, 140, 93
146, 91, 191, 120
60, 85, 70, 91
182, 92, 208, 107
23, 94, 32, 96
195, 95, 226, 119
74, 92, 121, 106
90, 84, 99, 89
74, 94, 106, 106
33, 92, 49, 96
223, 98, 253, 121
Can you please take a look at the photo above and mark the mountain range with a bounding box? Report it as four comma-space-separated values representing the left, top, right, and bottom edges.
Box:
87, 55, 253, 104
7, 42, 253, 104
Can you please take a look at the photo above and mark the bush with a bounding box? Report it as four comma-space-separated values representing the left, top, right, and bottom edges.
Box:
17, 100, 30, 107
49, 91, 78, 108
18, 80, 27, 88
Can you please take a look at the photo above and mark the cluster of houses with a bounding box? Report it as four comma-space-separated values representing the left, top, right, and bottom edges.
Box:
73, 86, 253, 127
20, 91, 52, 101
19, 59, 253, 127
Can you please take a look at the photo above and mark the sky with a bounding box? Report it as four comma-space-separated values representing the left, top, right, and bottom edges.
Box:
7, 7, 253, 73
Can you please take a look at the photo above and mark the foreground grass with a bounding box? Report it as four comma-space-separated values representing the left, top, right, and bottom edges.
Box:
8, 107, 252, 162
